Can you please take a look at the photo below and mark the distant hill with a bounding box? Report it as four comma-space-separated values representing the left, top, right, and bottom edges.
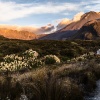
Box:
40, 11, 100, 40
0, 28, 37, 40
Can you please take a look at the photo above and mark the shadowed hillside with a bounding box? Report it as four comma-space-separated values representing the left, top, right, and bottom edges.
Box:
72, 19, 100, 40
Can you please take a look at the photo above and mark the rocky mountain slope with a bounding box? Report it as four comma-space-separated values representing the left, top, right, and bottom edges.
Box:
40, 11, 100, 40
72, 19, 100, 40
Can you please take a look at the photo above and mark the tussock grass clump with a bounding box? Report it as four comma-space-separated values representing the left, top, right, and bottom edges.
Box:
18, 68, 83, 100
0, 76, 23, 100
53, 58, 100, 93
0, 67, 83, 100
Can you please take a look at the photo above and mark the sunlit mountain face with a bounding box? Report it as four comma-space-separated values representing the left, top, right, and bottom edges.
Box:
0, 0, 100, 40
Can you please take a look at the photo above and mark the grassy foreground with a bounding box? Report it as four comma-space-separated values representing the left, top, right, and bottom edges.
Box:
0, 57, 100, 100
0, 37, 100, 100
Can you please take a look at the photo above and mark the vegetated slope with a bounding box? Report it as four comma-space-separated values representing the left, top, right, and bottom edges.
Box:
0, 37, 100, 62
40, 11, 100, 40
72, 19, 100, 40
0, 28, 37, 40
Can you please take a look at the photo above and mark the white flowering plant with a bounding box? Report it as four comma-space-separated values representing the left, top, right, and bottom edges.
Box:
4, 54, 16, 63
0, 50, 61, 72
43, 55, 60, 65
0, 49, 43, 72
23, 49, 38, 58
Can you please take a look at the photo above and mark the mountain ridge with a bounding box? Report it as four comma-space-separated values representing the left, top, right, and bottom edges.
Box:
0, 28, 37, 40
40, 11, 100, 40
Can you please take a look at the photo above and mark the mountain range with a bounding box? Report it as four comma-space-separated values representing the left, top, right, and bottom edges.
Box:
0, 24, 54, 40
0, 11, 100, 40
0, 28, 37, 40
40, 11, 100, 40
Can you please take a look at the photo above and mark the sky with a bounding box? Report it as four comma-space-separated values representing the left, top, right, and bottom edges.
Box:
0, 0, 100, 27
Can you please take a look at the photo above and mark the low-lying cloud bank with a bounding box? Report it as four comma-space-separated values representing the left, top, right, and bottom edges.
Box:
57, 12, 84, 30
0, 24, 55, 34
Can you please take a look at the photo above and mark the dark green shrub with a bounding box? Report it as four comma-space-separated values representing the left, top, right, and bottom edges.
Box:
43, 55, 60, 65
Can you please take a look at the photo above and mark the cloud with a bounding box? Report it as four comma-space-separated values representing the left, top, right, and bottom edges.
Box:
0, 24, 55, 34
72, 12, 84, 21
78, 0, 100, 12
0, 1, 79, 22
56, 18, 71, 30
0, 0, 100, 23
56, 12, 84, 30
40, 24, 55, 34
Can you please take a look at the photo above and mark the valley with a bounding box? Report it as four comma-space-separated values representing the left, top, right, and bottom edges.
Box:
0, 2, 100, 99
